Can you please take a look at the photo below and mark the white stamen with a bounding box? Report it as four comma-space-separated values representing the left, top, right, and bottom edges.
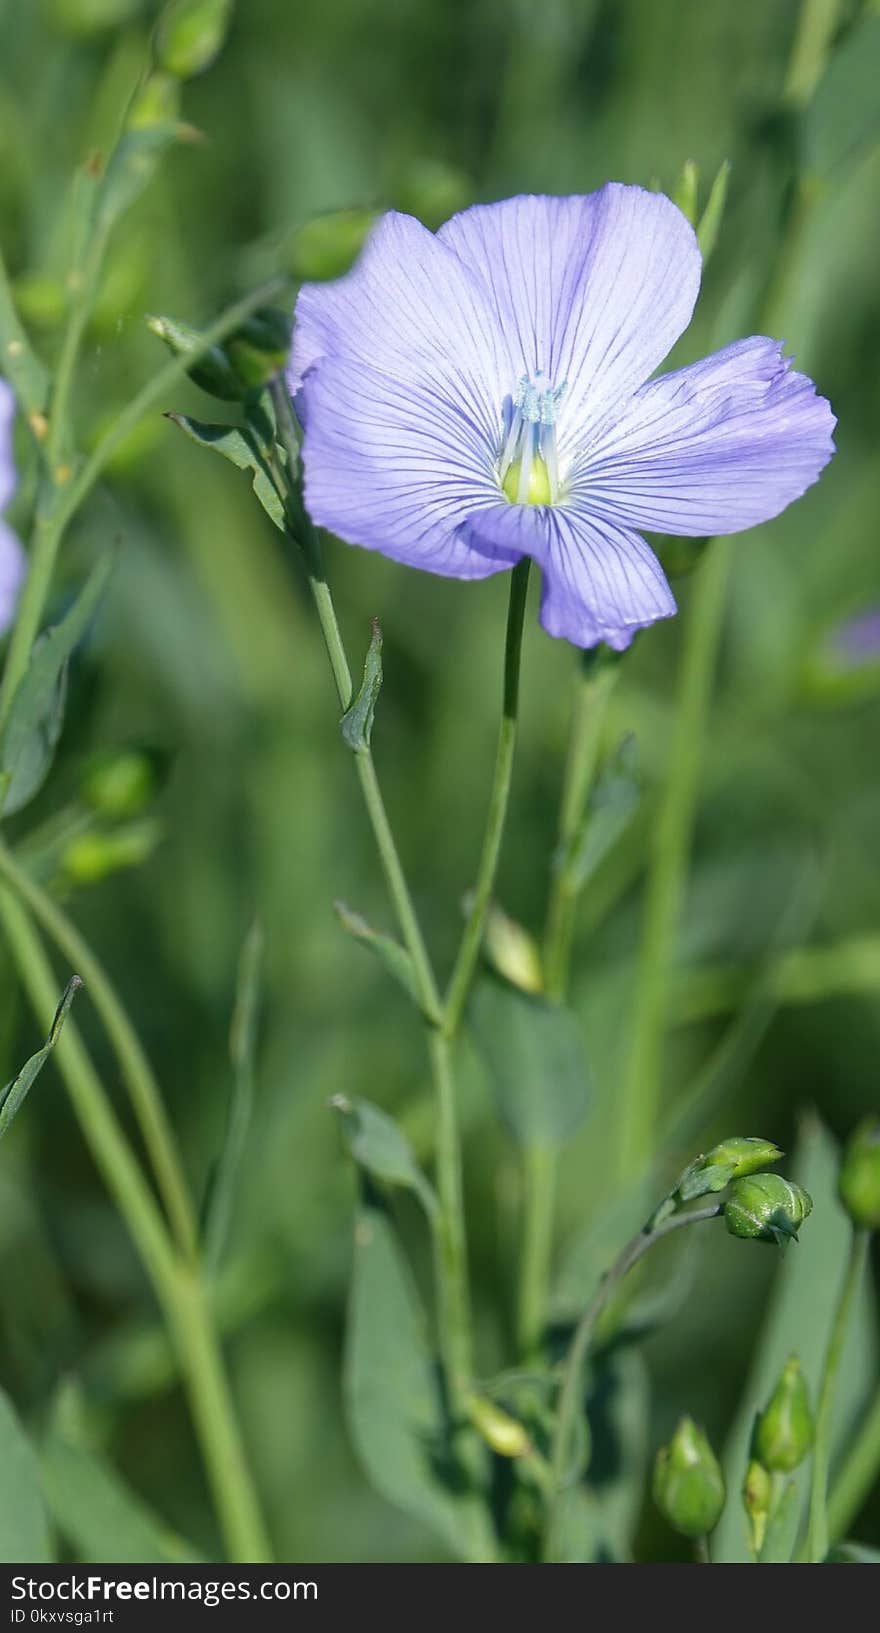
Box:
500, 369, 568, 504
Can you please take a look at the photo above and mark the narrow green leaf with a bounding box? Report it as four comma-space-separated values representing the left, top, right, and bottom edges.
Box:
340, 619, 383, 752
470, 974, 591, 1146
167, 414, 286, 531
758, 1480, 800, 1563
40, 1435, 203, 1564
696, 159, 731, 262
331, 1095, 437, 1218
0, 1389, 51, 1564
0, 976, 82, 1142
95, 126, 181, 234
672, 159, 699, 224
0, 250, 49, 423
714, 1117, 879, 1562
559, 734, 641, 895
203, 922, 263, 1269
334, 899, 424, 1010
826, 1541, 880, 1563
0, 552, 114, 816
804, 16, 880, 176
345, 1197, 490, 1559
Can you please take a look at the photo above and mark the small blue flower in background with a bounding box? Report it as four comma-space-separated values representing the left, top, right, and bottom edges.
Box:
0, 378, 26, 635
290, 185, 836, 650
829, 606, 880, 669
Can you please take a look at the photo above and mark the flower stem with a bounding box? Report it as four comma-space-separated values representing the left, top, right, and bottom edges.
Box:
807, 1226, 871, 1562
826, 1382, 880, 1545
0, 837, 198, 1261
0, 886, 271, 1561
443, 556, 531, 1036
544, 1201, 722, 1560
516, 657, 618, 1361
617, 537, 733, 1183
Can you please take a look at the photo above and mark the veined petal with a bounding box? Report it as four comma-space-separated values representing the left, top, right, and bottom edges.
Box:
290, 211, 507, 451
572, 337, 836, 535
0, 378, 17, 512
438, 186, 701, 460
300, 354, 519, 579
0, 519, 26, 635
460, 501, 676, 650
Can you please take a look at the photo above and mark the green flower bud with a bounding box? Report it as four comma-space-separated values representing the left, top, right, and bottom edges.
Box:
466, 1395, 531, 1459
724, 1174, 813, 1246
79, 747, 163, 820
675, 1136, 784, 1204
838, 1118, 880, 1230
127, 73, 182, 132
62, 820, 161, 885
157, 0, 234, 80
742, 1457, 772, 1555
222, 308, 290, 391
146, 313, 242, 400
653, 1418, 726, 1539
754, 1356, 814, 1472
482, 902, 543, 995
286, 208, 378, 282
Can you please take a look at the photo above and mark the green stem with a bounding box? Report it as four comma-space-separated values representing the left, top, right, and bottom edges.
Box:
808, 1227, 870, 1562
826, 1382, 880, 1545
443, 556, 531, 1037
0, 837, 198, 1260
544, 1201, 722, 1560
694, 1534, 711, 1564
0, 887, 271, 1560
47, 222, 111, 471
617, 537, 733, 1183
0, 243, 50, 429
516, 1143, 557, 1361
0, 276, 288, 732
542, 657, 618, 1003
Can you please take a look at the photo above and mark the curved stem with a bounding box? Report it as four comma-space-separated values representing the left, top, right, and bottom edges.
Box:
443, 556, 531, 1037
808, 1227, 870, 1562
617, 538, 733, 1183
545, 1202, 722, 1560
0, 887, 271, 1561
0, 837, 198, 1260
826, 1381, 880, 1546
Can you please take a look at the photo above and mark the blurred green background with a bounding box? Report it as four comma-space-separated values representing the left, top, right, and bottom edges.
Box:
1, 0, 878, 1562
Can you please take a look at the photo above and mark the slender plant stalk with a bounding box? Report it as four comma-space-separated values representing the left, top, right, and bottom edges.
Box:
0, 886, 271, 1561
825, 1382, 880, 1546
0, 837, 198, 1260
0, 276, 288, 731
694, 1534, 712, 1564
517, 657, 618, 1359
617, 537, 733, 1181
544, 1202, 722, 1560
807, 1226, 871, 1562
443, 555, 531, 1036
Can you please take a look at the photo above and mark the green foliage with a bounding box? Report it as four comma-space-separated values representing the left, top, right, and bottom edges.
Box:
40, 1434, 203, 1563
470, 974, 591, 1146
332, 1095, 437, 1218
0, 1390, 51, 1564
340, 619, 383, 752
0, 976, 81, 1142
166, 414, 286, 531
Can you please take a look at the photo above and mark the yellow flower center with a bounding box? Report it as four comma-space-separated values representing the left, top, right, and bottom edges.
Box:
502, 454, 553, 506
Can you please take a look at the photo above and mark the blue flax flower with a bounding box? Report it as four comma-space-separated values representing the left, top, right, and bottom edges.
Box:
0, 378, 26, 633
289, 186, 835, 649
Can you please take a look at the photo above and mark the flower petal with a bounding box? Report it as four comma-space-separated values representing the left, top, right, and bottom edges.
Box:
572, 337, 836, 535
438, 186, 702, 459
0, 378, 17, 512
460, 502, 676, 650
300, 354, 520, 578
290, 211, 507, 452
0, 519, 26, 635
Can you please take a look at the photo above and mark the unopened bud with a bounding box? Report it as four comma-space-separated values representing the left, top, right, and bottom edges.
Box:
742, 1458, 773, 1555
481, 902, 543, 995
467, 1396, 531, 1459
157, 0, 234, 80
838, 1118, 880, 1231
63, 820, 161, 885
127, 73, 181, 132
286, 208, 378, 282
146, 313, 241, 400
222, 308, 290, 390
755, 1355, 814, 1473
675, 1136, 784, 1204
79, 747, 163, 820
653, 1417, 726, 1539
724, 1174, 812, 1246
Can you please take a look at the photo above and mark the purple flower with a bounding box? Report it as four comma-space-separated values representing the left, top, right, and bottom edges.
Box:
0, 379, 26, 635
290, 186, 836, 650
829, 607, 880, 668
